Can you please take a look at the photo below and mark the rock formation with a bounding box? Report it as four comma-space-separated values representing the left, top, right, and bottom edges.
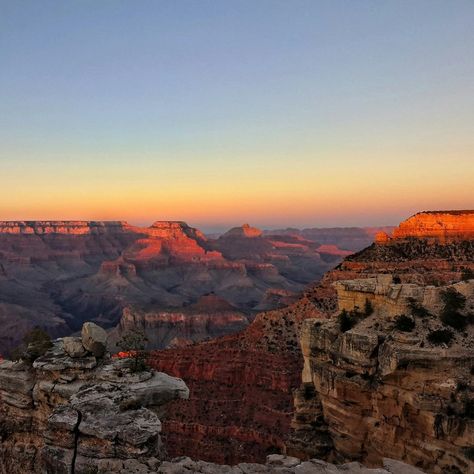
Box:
0, 322, 188, 474
0, 220, 355, 355
147, 210, 473, 472
148, 294, 326, 465
290, 278, 474, 473
388, 210, 474, 243
0, 322, 424, 474
222, 223, 263, 238
111, 295, 250, 350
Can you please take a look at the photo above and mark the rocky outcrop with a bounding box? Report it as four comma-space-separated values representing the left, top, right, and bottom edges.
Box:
376, 211, 474, 244
340, 214, 474, 288
112, 295, 250, 350
0, 325, 426, 474
289, 278, 474, 474
333, 274, 471, 319
0, 322, 188, 474
221, 224, 263, 238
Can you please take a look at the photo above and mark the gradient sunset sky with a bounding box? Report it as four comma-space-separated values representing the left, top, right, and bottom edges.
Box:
1, 1, 473, 231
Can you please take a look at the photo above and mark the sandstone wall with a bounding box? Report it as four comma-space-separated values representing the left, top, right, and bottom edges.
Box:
290, 279, 474, 474
377, 211, 474, 244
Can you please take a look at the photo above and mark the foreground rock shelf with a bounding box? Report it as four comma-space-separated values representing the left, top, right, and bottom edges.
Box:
100, 454, 426, 473
0, 323, 425, 474
0, 322, 189, 474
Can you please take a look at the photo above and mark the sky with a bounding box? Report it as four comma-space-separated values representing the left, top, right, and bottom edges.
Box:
0, 1, 473, 232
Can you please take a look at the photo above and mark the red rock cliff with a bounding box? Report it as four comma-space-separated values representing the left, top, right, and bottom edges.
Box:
376, 211, 474, 244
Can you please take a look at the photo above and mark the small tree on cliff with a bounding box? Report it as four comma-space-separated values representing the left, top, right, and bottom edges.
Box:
461, 268, 474, 281
11, 327, 53, 363
440, 287, 467, 331
339, 309, 355, 332
364, 298, 374, 316
117, 329, 149, 372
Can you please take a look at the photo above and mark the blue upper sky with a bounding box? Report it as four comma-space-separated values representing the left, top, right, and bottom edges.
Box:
1, 1, 473, 231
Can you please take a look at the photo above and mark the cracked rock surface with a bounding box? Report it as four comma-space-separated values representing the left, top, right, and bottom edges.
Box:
0, 322, 188, 474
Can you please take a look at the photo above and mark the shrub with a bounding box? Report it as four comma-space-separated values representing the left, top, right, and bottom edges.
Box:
440, 288, 467, 331
339, 309, 355, 332
11, 327, 52, 362
461, 268, 474, 281
463, 446, 474, 461
427, 328, 454, 346
394, 315, 415, 332
463, 399, 474, 419
456, 381, 468, 392
441, 287, 466, 311
364, 299, 374, 316
441, 310, 468, 331
407, 298, 430, 318
117, 329, 149, 373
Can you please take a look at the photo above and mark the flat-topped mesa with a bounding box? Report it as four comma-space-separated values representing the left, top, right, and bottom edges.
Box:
146, 220, 208, 241
0, 220, 132, 235
222, 223, 263, 238
375, 210, 474, 244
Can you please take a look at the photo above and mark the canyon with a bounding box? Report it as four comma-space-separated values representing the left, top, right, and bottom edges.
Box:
0, 220, 381, 355
150, 211, 474, 473
0, 210, 472, 474
0, 322, 422, 473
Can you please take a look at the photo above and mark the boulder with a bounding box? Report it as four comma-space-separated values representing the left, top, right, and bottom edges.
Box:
81, 322, 107, 357
62, 337, 87, 358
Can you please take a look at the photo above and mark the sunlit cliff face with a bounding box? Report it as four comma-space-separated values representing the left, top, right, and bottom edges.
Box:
375, 210, 474, 244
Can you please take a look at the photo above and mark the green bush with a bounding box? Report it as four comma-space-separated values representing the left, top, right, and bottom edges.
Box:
461, 268, 474, 281
11, 327, 52, 362
364, 299, 374, 316
117, 329, 149, 373
441, 287, 466, 311
394, 315, 415, 332
427, 328, 454, 346
441, 310, 467, 331
440, 288, 467, 331
339, 309, 356, 332
463, 399, 474, 419
407, 298, 430, 318
463, 446, 474, 461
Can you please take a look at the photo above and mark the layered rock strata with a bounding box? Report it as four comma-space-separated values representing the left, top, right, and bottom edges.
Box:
290, 278, 474, 474
148, 294, 327, 465
375, 210, 474, 244
0, 322, 188, 474
144, 211, 474, 469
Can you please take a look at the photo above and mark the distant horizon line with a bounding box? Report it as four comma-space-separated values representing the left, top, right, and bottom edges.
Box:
0, 218, 398, 233
2, 209, 473, 233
